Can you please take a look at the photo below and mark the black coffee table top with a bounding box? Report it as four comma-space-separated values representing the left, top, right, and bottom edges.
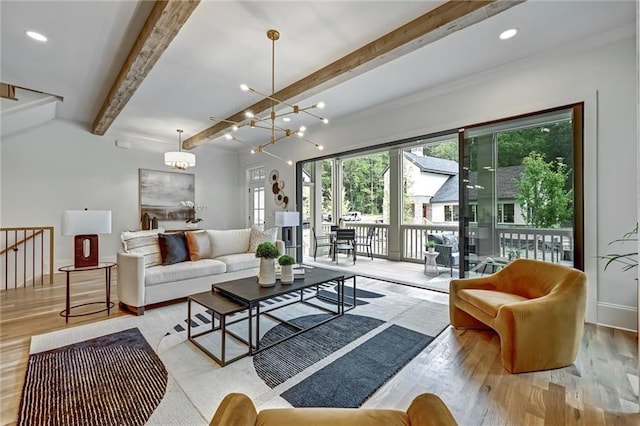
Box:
213, 267, 345, 303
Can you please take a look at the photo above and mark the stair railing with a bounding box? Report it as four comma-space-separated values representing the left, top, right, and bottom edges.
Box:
1, 226, 54, 289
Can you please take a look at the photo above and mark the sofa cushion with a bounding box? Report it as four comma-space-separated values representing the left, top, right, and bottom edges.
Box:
121, 228, 165, 267
145, 259, 227, 286
456, 289, 527, 318
158, 232, 189, 265
208, 228, 251, 258
186, 230, 213, 261
443, 234, 459, 253
248, 226, 277, 252
215, 253, 259, 273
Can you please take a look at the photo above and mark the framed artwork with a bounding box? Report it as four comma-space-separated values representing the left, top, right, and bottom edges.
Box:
139, 169, 194, 222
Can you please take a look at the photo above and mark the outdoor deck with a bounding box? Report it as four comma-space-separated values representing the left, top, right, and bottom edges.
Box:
303, 254, 455, 293
301, 222, 574, 293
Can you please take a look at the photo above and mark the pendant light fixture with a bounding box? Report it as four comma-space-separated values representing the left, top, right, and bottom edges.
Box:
211, 29, 328, 165
164, 129, 195, 170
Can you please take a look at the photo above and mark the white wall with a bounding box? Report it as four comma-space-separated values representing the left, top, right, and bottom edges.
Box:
1, 119, 243, 269
240, 36, 638, 330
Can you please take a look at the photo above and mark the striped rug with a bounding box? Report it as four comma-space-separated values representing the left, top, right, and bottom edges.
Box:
18, 328, 167, 426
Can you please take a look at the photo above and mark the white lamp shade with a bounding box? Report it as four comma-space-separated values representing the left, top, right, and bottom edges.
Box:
275, 211, 300, 227
164, 151, 196, 169
62, 210, 112, 236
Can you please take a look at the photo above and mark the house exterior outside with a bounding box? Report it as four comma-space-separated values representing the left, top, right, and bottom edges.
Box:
384, 149, 527, 226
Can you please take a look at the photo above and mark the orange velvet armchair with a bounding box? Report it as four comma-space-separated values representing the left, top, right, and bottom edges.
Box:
210, 392, 458, 426
450, 258, 587, 373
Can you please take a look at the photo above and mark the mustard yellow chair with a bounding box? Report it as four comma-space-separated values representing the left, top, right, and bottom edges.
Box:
450, 258, 586, 373
210, 392, 458, 426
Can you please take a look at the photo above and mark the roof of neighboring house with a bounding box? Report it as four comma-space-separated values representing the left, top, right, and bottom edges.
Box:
382, 152, 459, 176
430, 164, 525, 202
404, 152, 459, 175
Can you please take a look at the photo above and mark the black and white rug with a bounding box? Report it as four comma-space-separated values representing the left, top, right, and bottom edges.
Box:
26, 276, 449, 424
18, 328, 167, 426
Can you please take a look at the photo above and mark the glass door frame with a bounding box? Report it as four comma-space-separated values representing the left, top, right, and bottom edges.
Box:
457, 103, 584, 278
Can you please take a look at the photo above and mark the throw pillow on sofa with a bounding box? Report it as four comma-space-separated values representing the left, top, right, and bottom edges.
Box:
121, 228, 165, 267
158, 232, 189, 265
186, 230, 213, 261
248, 226, 277, 252
208, 228, 252, 258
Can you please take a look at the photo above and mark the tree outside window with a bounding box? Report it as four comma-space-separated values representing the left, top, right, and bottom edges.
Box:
514, 152, 572, 228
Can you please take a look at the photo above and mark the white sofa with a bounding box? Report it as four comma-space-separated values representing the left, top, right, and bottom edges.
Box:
117, 227, 284, 315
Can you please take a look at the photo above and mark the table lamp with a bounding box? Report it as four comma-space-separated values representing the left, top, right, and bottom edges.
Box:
62, 210, 112, 268
275, 211, 300, 248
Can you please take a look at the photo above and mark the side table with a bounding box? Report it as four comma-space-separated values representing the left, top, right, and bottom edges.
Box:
424, 251, 440, 276
59, 262, 116, 323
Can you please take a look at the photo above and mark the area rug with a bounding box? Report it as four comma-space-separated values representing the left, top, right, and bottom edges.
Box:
25, 276, 449, 424
18, 328, 167, 426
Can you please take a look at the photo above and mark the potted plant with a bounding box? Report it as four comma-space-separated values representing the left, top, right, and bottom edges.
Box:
507, 247, 522, 261
601, 224, 638, 271
425, 240, 436, 253
278, 254, 296, 284
255, 242, 280, 287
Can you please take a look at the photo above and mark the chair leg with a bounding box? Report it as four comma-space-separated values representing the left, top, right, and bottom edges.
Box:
314, 245, 317, 261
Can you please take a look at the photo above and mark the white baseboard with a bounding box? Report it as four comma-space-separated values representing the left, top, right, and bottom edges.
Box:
597, 302, 638, 332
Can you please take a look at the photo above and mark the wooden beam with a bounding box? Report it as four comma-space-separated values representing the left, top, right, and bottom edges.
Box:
183, 0, 525, 149
92, 0, 200, 135
0, 83, 17, 101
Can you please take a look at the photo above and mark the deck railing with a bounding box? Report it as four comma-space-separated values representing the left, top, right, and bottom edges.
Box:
1, 226, 54, 289
319, 222, 573, 266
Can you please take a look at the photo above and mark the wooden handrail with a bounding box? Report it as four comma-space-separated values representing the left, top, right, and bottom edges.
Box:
1, 226, 54, 288
0, 230, 43, 255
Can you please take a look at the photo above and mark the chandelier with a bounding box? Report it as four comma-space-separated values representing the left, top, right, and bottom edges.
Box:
211, 29, 328, 165
165, 129, 196, 170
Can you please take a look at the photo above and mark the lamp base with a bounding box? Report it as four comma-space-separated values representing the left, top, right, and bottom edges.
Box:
74, 234, 99, 268
282, 226, 293, 248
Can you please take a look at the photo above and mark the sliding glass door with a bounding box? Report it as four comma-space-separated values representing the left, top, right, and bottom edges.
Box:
460, 106, 583, 277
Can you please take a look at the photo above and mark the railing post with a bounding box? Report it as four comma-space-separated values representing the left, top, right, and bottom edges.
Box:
0, 226, 55, 289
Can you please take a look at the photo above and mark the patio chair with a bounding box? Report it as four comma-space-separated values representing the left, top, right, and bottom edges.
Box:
312, 227, 333, 261
355, 225, 376, 260
333, 228, 356, 264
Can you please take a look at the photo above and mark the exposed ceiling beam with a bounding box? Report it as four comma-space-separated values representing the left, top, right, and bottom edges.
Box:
183, 0, 525, 150
92, 0, 200, 135
0, 83, 17, 101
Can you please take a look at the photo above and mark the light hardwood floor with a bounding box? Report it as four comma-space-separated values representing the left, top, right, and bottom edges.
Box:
1, 268, 639, 425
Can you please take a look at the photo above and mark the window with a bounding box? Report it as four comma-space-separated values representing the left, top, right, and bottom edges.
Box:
469, 203, 477, 223
249, 167, 266, 182
248, 167, 265, 229
497, 203, 515, 224
444, 205, 459, 222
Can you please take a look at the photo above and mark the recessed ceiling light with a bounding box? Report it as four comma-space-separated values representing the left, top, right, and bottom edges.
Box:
25, 30, 47, 42
282, 117, 291, 122
499, 28, 518, 40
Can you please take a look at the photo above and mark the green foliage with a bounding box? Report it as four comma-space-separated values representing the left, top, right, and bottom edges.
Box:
255, 242, 280, 259
423, 141, 458, 161
514, 152, 572, 228
425, 240, 436, 248
601, 224, 638, 271
467, 121, 573, 173
277, 254, 295, 266
338, 153, 389, 216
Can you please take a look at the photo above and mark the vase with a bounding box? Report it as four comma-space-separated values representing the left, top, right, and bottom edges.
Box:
281, 264, 293, 284
428, 247, 435, 253
258, 258, 276, 287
